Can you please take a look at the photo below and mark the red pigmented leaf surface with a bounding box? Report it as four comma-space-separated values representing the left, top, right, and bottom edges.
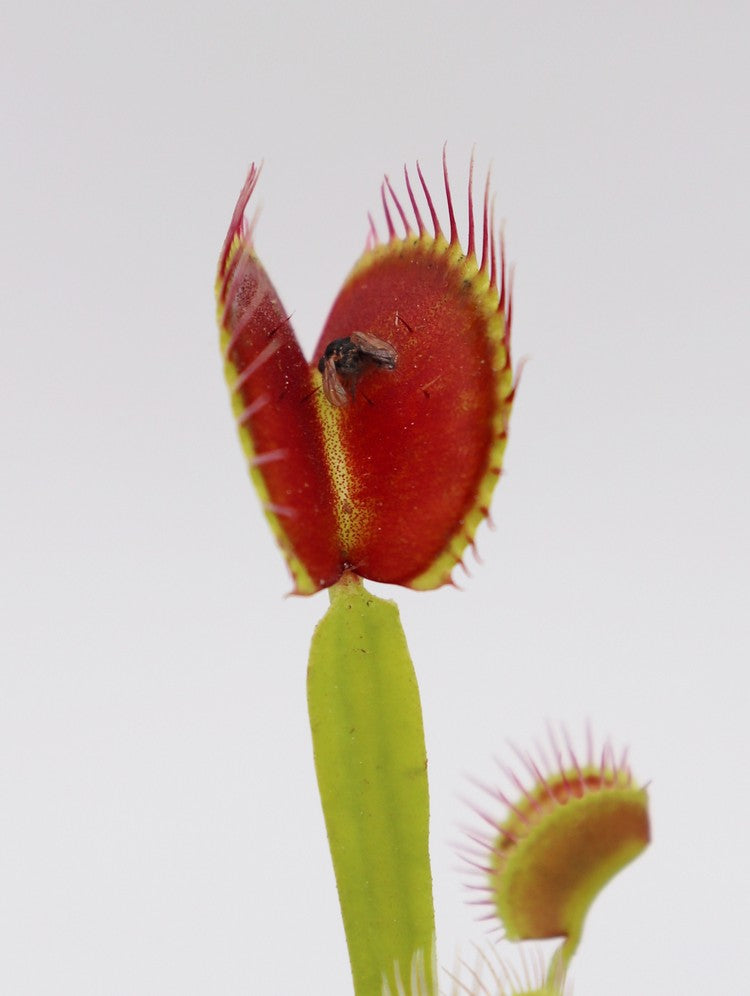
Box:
216, 155, 515, 594
217, 168, 341, 592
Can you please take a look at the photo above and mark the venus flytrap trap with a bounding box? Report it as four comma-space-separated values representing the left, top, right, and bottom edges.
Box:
216, 150, 513, 593
446, 944, 568, 996
461, 732, 650, 992
215, 152, 650, 994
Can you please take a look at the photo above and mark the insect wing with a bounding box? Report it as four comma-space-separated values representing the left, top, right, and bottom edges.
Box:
321, 359, 350, 407
350, 332, 398, 369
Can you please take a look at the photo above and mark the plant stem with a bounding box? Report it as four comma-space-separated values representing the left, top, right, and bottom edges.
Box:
308, 574, 435, 995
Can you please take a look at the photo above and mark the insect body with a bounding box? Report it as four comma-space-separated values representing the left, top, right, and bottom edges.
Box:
317, 332, 398, 407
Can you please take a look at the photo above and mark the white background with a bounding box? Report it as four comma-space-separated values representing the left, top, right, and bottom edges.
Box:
2, 2, 748, 993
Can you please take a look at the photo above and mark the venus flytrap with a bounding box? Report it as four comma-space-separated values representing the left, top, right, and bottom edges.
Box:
462, 733, 650, 992
216, 151, 513, 594
215, 153, 649, 995
447, 944, 568, 996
